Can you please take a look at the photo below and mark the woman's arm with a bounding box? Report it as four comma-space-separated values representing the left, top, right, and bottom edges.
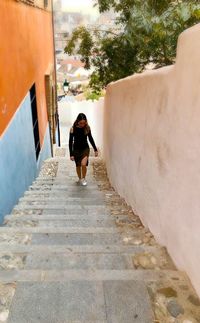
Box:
88, 131, 98, 152
69, 127, 74, 158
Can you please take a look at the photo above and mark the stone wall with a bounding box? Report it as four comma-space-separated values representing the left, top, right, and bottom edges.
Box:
104, 23, 200, 296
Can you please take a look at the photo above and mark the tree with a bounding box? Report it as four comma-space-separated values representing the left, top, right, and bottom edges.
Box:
125, 1, 200, 66
65, 0, 200, 92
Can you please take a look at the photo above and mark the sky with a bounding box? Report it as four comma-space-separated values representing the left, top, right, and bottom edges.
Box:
62, 0, 99, 16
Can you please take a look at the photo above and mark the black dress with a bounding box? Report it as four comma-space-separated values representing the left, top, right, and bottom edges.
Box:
69, 127, 97, 166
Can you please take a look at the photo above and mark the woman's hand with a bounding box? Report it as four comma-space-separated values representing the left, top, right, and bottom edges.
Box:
70, 156, 75, 161
95, 151, 98, 157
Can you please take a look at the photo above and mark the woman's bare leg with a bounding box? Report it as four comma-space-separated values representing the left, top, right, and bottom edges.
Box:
76, 166, 82, 179
81, 156, 88, 179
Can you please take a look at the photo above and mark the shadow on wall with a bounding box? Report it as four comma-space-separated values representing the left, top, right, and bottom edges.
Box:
103, 23, 200, 296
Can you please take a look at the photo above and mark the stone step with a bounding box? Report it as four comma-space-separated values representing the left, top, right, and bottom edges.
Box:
31, 232, 122, 246
34, 178, 97, 184
58, 175, 97, 179
53, 172, 95, 176
4, 217, 116, 228
24, 252, 135, 270
0, 232, 150, 247
30, 183, 99, 190
8, 248, 173, 271
13, 204, 108, 211
12, 206, 110, 217
0, 268, 185, 282
0, 231, 127, 246
0, 244, 159, 254
19, 197, 106, 205
2, 247, 173, 272
12, 208, 109, 216
39, 180, 98, 185
5, 280, 154, 322
5, 214, 113, 221
28, 184, 109, 192
22, 192, 115, 199
38, 169, 93, 174
18, 201, 106, 207
37, 171, 94, 177
0, 227, 119, 234
24, 191, 105, 198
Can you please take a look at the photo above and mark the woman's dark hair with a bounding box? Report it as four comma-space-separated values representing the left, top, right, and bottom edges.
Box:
73, 113, 90, 134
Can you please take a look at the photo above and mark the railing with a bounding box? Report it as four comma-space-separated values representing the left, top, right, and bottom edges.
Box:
15, 0, 52, 10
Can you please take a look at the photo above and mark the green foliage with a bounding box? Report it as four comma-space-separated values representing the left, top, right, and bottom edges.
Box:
85, 90, 103, 101
83, 85, 104, 101
125, 1, 200, 66
65, 26, 94, 69
65, 0, 200, 91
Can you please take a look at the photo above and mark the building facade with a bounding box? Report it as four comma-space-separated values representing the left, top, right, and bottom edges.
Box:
0, 0, 57, 222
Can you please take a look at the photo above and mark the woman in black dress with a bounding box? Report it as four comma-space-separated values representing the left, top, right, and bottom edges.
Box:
69, 113, 98, 186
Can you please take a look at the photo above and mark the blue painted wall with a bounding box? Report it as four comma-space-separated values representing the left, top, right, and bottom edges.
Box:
0, 93, 51, 223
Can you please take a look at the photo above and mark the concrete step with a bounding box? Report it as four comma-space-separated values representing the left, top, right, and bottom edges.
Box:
24, 191, 105, 198
2, 247, 172, 271
22, 192, 116, 199
0, 244, 159, 254
5, 280, 154, 322
28, 185, 111, 192
34, 175, 95, 180
31, 184, 99, 190
31, 232, 123, 246
0, 231, 146, 247
38, 170, 94, 175
4, 216, 116, 228
18, 201, 106, 207
0, 268, 185, 282
34, 178, 97, 184
0, 229, 128, 246
24, 252, 135, 270
12, 208, 109, 216
5, 214, 113, 221
19, 197, 106, 206
14, 203, 123, 211
12, 205, 110, 215
0, 227, 119, 234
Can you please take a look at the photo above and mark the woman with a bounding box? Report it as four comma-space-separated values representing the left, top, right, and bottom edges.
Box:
69, 113, 98, 186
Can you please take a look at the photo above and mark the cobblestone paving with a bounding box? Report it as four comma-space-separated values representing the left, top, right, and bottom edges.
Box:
0, 149, 199, 322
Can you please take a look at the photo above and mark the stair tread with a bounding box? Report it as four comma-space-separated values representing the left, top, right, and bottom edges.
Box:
0, 268, 186, 282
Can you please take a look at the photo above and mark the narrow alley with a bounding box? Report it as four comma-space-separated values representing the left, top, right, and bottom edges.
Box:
1, 1, 200, 322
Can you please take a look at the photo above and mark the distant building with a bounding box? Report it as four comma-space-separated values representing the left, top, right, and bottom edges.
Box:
53, 0, 62, 11
87, 10, 119, 34
0, 0, 57, 222
54, 11, 87, 50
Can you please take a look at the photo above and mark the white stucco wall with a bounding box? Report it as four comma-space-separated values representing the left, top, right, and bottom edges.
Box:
59, 98, 104, 153
104, 23, 200, 296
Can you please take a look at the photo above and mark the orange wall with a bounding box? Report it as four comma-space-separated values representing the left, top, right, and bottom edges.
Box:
0, 0, 54, 144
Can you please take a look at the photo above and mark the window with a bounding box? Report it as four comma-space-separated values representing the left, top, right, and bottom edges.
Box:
44, 0, 48, 8
16, 0, 50, 10
30, 84, 40, 160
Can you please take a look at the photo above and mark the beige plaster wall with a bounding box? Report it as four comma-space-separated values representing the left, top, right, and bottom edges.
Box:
104, 23, 200, 295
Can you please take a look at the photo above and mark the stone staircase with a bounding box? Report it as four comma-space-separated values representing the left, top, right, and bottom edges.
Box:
0, 150, 200, 322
